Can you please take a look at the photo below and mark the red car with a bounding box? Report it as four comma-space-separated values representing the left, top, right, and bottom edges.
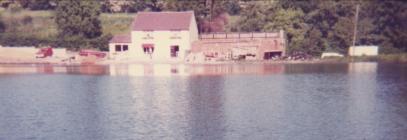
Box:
79, 50, 106, 58
36, 47, 53, 58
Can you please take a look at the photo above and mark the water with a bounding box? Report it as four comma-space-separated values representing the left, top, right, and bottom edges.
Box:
0, 62, 406, 140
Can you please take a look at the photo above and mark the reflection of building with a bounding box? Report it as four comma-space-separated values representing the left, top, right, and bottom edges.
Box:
348, 62, 378, 73
348, 46, 379, 56
187, 64, 285, 76
109, 11, 199, 61
107, 64, 285, 76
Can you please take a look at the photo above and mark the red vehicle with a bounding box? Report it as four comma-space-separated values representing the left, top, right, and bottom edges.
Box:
79, 50, 106, 58
36, 47, 53, 58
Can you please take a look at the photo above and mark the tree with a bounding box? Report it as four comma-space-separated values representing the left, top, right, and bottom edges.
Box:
369, 0, 407, 53
236, 2, 268, 32
224, 0, 241, 15
0, 15, 5, 33
266, 7, 308, 54
55, 0, 103, 50
17, 0, 55, 10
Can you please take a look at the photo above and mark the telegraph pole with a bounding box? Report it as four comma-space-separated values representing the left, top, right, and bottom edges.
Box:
351, 4, 359, 61
352, 4, 359, 47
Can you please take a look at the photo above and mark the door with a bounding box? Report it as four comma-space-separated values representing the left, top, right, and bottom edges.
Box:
170, 45, 179, 58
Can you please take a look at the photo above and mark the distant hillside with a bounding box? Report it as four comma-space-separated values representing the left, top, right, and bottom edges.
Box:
0, 8, 135, 39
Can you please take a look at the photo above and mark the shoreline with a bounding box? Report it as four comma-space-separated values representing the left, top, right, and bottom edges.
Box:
0, 59, 399, 66
1, 53, 406, 66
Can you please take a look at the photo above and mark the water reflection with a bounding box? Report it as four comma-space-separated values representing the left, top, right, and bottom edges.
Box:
186, 76, 225, 139
0, 64, 286, 76
0, 63, 383, 76
348, 62, 378, 73
1, 63, 407, 139
346, 62, 379, 139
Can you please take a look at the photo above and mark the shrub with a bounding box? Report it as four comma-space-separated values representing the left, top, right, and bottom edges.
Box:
8, 3, 22, 14
0, 33, 56, 47
22, 15, 33, 25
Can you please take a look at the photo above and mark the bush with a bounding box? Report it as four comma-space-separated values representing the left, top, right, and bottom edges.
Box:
22, 15, 33, 25
8, 3, 22, 14
55, 34, 112, 51
0, 18, 5, 33
55, 35, 87, 51
0, 33, 56, 47
88, 34, 112, 51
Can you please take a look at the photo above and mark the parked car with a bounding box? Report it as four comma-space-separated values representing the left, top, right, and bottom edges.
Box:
36, 47, 53, 58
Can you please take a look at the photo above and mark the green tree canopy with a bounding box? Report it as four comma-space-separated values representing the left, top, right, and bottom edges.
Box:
55, 0, 104, 50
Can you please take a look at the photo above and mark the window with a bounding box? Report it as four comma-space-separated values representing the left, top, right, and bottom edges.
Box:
170, 45, 179, 57
142, 44, 154, 54
123, 45, 128, 51
115, 45, 121, 52
143, 48, 154, 54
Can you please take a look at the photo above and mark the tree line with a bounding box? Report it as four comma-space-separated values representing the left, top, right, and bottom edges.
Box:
0, 0, 406, 56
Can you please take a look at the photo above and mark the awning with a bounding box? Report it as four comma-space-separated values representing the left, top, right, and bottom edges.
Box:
142, 44, 154, 48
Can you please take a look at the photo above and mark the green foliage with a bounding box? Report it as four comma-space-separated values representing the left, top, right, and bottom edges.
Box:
0, 33, 56, 46
0, 15, 5, 33
237, 2, 268, 32
7, 3, 23, 13
235, 0, 407, 56
18, 0, 55, 10
21, 15, 33, 25
1, 0, 406, 55
55, 0, 103, 50
224, 0, 241, 15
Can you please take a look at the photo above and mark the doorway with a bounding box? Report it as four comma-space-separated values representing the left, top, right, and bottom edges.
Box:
264, 52, 282, 60
170, 45, 179, 58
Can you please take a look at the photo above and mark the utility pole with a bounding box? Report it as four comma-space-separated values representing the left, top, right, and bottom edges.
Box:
352, 4, 360, 47
351, 4, 359, 60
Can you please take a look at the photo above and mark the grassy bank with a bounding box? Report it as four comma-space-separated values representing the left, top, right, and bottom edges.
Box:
322, 53, 407, 63
0, 8, 135, 38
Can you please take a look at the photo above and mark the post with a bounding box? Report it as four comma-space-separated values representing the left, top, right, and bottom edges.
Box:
351, 4, 359, 60
352, 4, 359, 47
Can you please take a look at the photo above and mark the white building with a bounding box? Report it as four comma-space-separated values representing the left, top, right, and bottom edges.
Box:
109, 11, 199, 62
348, 45, 379, 56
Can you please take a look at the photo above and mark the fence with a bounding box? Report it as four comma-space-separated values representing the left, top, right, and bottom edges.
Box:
199, 32, 281, 39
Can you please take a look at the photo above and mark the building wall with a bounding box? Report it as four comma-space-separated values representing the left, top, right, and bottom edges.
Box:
109, 43, 132, 59
348, 46, 379, 56
190, 32, 286, 62
189, 14, 199, 44
130, 30, 193, 61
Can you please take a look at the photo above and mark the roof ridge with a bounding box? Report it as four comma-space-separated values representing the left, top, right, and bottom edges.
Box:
132, 11, 194, 31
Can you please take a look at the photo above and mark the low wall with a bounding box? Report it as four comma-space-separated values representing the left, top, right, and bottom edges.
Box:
53, 48, 67, 58
0, 47, 37, 59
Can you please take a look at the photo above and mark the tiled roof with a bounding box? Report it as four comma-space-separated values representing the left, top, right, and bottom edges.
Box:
110, 34, 131, 43
132, 11, 194, 31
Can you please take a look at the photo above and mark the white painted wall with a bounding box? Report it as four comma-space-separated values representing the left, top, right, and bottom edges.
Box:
131, 30, 192, 61
109, 43, 131, 59
348, 46, 379, 56
108, 12, 199, 62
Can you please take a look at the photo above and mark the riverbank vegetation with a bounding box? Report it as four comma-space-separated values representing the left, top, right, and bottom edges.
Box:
321, 53, 407, 63
0, 0, 406, 57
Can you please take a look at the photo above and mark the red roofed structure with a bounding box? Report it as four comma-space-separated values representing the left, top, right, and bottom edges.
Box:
110, 34, 131, 43
132, 11, 194, 31
109, 11, 199, 61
